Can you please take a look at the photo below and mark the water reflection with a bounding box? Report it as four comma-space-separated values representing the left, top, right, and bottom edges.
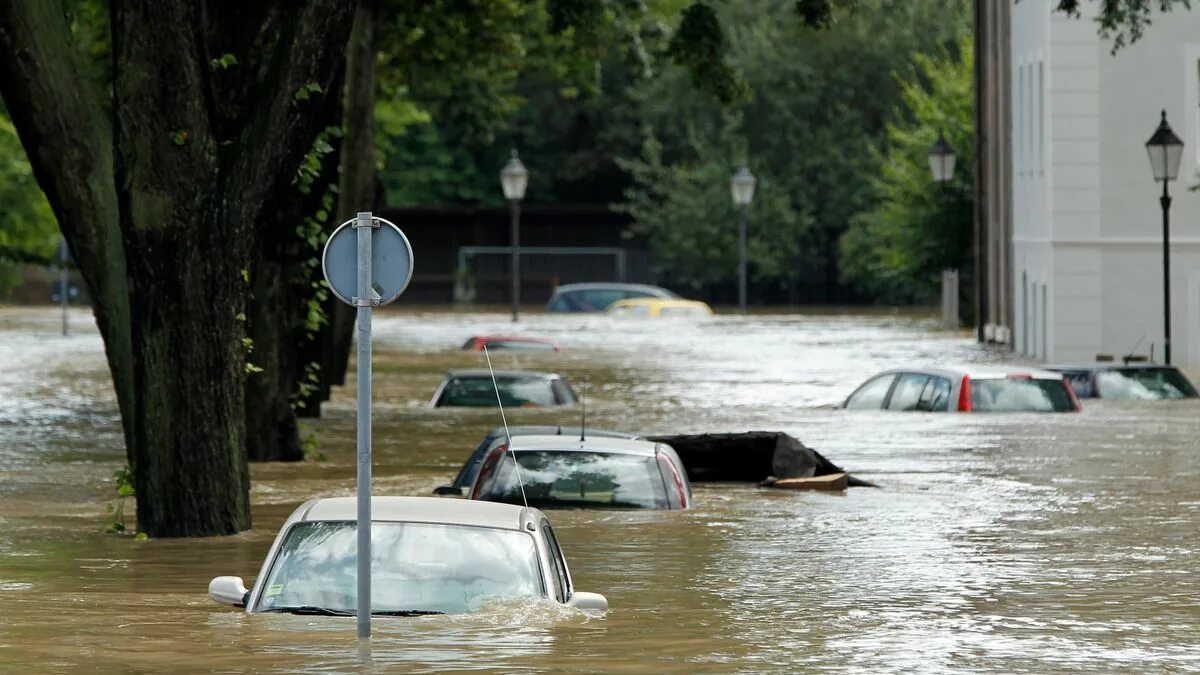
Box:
0, 306, 1198, 671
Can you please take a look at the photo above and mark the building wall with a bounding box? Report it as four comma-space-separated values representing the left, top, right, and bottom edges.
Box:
976, 0, 1014, 344
1010, 0, 1200, 366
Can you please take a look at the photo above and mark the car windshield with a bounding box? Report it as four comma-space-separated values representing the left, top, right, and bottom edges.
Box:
256, 521, 543, 614
1095, 368, 1198, 400
479, 450, 669, 509
970, 378, 1075, 412
438, 376, 557, 407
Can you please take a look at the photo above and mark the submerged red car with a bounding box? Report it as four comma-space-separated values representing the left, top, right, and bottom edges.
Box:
461, 335, 561, 352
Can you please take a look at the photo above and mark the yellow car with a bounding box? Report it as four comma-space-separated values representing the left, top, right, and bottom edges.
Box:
605, 297, 714, 318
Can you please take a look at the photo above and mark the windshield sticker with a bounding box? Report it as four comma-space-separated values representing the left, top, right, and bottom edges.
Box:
266, 584, 284, 597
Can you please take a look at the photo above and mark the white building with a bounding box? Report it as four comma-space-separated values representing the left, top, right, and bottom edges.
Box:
1010, 0, 1200, 366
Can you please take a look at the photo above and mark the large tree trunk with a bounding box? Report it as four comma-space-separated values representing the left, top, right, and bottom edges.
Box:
324, 0, 381, 395
2, 1, 354, 537
244, 249, 303, 463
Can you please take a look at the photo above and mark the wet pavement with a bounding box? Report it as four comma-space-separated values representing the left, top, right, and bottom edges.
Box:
1, 305, 1198, 673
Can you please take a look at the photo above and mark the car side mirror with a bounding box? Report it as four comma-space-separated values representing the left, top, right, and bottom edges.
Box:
432, 485, 464, 496
566, 591, 608, 612
209, 576, 249, 607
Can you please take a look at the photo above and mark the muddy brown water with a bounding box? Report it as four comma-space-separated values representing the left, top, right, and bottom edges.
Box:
1, 306, 1199, 673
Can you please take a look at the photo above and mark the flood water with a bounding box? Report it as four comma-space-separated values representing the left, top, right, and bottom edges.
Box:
1, 305, 1199, 672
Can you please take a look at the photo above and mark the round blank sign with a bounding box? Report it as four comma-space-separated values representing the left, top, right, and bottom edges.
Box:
322, 216, 414, 306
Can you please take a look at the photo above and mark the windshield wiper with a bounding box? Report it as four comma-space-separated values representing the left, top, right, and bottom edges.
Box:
264, 605, 353, 616
263, 606, 444, 617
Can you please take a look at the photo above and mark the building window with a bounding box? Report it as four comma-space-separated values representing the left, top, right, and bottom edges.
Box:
1038, 61, 1044, 174
1017, 64, 1025, 175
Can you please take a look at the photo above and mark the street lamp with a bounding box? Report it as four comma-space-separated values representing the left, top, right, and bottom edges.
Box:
928, 129, 957, 183
928, 131, 959, 331
730, 164, 756, 314
1145, 110, 1184, 364
500, 149, 528, 322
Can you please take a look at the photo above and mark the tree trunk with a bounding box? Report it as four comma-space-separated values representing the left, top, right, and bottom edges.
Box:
323, 0, 381, 394
3, 1, 354, 537
244, 251, 303, 462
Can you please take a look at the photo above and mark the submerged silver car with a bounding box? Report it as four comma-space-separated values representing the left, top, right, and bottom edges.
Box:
468, 435, 693, 510
208, 496, 607, 615
842, 365, 1081, 413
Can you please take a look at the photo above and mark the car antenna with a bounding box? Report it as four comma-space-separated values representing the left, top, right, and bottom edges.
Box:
1123, 335, 1145, 365
483, 344, 528, 508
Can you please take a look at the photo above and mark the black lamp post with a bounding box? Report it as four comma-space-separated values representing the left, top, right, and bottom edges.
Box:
928, 129, 957, 183
928, 130, 958, 330
730, 164, 756, 314
500, 150, 528, 322
1145, 110, 1184, 364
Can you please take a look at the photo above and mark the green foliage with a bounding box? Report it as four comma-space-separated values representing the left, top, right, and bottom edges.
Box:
0, 108, 58, 291
1055, 0, 1193, 51
209, 53, 238, 70
293, 82, 324, 102
106, 466, 135, 533
666, 2, 748, 104
839, 35, 974, 303
617, 0, 971, 292
299, 424, 326, 461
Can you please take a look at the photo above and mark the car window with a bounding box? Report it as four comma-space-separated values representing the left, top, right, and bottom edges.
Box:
844, 375, 896, 410
541, 523, 570, 602
1096, 368, 1198, 400
916, 376, 952, 411
887, 374, 930, 411
438, 376, 557, 407
970, 378, 1075, 412
551, 379, 576, 404
477, 450, 670, 509
1062, 371, 1094, 398
257, 522, 543, 614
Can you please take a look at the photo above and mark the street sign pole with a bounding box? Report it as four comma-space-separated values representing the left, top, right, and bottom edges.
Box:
354, 211, 374, 639
321, 211, 413, 641
59, 239, 68, 337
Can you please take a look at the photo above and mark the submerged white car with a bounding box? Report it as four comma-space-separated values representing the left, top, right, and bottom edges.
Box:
208, 496, 608, 615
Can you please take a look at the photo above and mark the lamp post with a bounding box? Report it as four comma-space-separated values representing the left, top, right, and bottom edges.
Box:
928, 130, 958, 330
1145, 110, 1184, 364
730, 164, 756, 314
500, 150, 528, 322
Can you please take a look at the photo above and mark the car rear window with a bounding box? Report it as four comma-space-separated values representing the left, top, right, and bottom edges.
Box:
1095, 368, 1198, 400
970, 377, 1075, 412
477, 450, 669, 509
438, 376, 557, 407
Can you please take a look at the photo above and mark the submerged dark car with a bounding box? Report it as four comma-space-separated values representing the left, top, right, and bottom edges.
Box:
430, 370, 577, 408
468, 435, 692, 510
546, 283, 678, 313
1043, 364, 1199, 400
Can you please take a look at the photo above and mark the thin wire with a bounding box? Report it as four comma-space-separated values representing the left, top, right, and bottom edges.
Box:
483, 344, 528, 508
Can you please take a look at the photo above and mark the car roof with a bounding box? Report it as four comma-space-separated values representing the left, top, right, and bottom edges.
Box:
445, 369, 560, 380
551, 282, 676, 296
873, 364, 1068, 380
293, 496, 537, 531
1043, 363, 1177, 372
470, 335, 559, 344
505, 434, 661, 456
487, 426, 638, 440
608, 298, 710, 309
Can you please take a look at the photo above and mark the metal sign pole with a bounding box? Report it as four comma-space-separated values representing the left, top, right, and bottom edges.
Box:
354, 211, 375, 639
320, 210, 412, 641
59, 239, 68, 336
